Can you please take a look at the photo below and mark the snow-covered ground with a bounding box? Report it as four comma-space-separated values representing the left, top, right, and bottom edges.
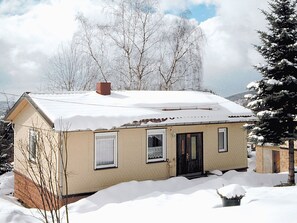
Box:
1, 152, 297, 223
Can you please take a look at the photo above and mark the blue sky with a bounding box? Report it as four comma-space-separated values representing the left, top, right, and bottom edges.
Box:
189, 4, 216, 22
165, 3, 216, 23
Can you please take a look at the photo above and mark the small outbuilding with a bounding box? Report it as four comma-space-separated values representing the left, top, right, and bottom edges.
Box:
256, 141, 297, 173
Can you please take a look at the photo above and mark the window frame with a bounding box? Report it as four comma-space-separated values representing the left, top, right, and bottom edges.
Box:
94, 132, 118, 170
146, 129, 167, 163
218, 127, 228, 153
29, 128, 38, 162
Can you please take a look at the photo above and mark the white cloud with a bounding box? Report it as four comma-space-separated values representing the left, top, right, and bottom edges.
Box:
0, 0, 106, 55
0, 0, 107, 96
0, 0, 270, 97
158, 0, 190, 12
158, 0, 217, 14
200, 0, 269, 96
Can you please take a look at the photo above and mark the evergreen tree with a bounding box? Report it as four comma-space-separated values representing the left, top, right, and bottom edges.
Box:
0, 120, 13, 175
0, 99, 13, 175
247, 0, 297, 185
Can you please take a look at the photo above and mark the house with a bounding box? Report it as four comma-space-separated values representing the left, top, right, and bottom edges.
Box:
5, 82, 255, 209
256, 141, 297, 173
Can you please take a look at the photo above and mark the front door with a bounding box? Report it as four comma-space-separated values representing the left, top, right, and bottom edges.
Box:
177, 133, 203, 175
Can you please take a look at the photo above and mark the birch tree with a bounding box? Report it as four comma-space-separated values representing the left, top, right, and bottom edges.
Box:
73, 0, 204, 91
46, 39, 99, 91
157, 15, 203, 90
75, 14, 110, 83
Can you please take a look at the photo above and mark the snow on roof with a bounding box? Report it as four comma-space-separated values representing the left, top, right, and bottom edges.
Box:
27, 90, 255, 131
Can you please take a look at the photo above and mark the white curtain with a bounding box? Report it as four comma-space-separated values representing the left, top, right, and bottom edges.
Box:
96, 137, 115, 166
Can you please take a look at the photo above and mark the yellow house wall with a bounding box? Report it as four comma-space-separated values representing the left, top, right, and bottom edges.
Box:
13, 102, 60, 195
170, 123, 248, 173
65, 122, 248, 195
65, 129, 169, 195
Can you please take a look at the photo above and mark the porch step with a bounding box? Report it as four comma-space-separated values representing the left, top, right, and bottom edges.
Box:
182, 172, 207, 180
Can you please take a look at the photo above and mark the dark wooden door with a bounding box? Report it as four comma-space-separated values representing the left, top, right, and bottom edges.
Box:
273, 151, 280, 173
177, 133, 203, 175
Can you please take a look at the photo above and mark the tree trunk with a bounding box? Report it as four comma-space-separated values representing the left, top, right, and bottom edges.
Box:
288, 139, 295, 185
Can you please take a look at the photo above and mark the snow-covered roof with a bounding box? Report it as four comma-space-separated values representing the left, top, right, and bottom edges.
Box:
25, 90, 255, 131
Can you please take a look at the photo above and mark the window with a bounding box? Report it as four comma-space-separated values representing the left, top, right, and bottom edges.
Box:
218, 128, 228, 152
191, 136, 197, 160
95, 132, 117, 169
29, 129, 37, 161
147, 129, 166, 163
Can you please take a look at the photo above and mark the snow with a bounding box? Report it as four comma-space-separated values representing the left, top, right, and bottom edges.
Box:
257, 110, 277, 118
279, 59, 293, 66
247, 81, 259, 90
243, 93, 253, 99
247, 99, 263, 109
265, 79, 283, 85
217, 184, 246, 199
0, 171, 13, 196
209, 169, 223, 176
1, 152, 297, 223
25, 91, 255, 131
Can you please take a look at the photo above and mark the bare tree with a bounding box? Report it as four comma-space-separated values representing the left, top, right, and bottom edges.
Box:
46, 39, 99, 91
110, 0, 164, 90
157, 15, 204, 90
48, 0, 204, 91
16, 125, 70, 223
75, 14, 110, 83
76, 0, 163, 90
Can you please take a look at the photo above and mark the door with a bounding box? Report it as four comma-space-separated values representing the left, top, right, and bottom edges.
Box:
177, 133, 203, 175
272, 151, 280, 173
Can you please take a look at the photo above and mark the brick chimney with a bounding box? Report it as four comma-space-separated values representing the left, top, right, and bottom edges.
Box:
96, 82, 111, 95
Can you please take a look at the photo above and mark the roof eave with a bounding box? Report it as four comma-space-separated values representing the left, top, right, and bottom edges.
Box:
4, 92, 54, 129
119, 117, 256, 129
4, 92, 28, 122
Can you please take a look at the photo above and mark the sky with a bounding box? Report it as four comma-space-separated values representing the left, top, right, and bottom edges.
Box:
0, 0, 270, 101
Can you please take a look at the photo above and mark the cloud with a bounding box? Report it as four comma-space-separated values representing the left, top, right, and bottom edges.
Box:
0, 0, 270, 97
0, 0, 90, 55
0, 39, 48, 94
158, 0, 191, 12
200, 0, 268, 96
0, 0, 107, 96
